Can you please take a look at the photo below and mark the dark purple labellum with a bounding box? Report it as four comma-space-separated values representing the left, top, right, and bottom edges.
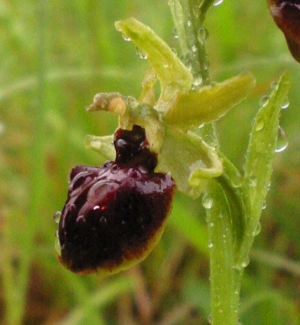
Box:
267, 0, 300, 62
57, 125, 176, 274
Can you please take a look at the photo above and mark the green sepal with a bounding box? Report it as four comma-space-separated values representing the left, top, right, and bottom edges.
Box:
243, 73, 290, 218
158, 126, 223, 198
115, 18, 193, 100
217, 154, 246, 253
163, 73, 256, 129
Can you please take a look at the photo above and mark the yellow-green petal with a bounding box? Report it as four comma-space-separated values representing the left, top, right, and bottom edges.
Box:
163, 72, 256, 129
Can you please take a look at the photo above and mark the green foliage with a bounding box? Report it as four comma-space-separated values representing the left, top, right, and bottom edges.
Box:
0, 1, 299, 324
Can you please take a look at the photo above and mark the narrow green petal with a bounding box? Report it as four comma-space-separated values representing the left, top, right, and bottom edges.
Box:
157, 126, 223, 198
163, 73, 256, 129
115, 18, 193, 97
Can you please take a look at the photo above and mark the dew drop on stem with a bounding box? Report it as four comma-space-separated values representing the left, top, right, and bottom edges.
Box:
197, 27, 209, 44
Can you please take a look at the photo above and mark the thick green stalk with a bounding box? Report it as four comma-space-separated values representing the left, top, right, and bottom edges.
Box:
169, 0, 212, 86
169, 2, 244, 324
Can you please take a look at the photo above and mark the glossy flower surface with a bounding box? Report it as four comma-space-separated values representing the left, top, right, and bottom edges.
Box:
57, 126, 176, 274
267, 0, 300, 62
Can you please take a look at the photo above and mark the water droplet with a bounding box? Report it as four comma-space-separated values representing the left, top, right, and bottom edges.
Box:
255, 119, 264, 131
122, 33, 131, 41
173, 27, 178, 39
191, 44, 197, 52
281, 96, 289, 109
197, 27, 209, 43
208, 222, 214, 228
193, 4, 201, 17
208, 240, 214, 248
275, 126, 288, 153
213, 0, 224, 6
259, 95, 269, 107
248, 175, 257, 187
192, 73, 203, 88
136, 47, 147, 59
204, 134, 217, 148
202, 193, 213, 209
262, 200, 267, 210
208, 314, 212, 324
186, 20, 192, 27
241, 255, 250, 268
252, 222, 262, 236
53, 211, 61, 224
271, 81, 279, 91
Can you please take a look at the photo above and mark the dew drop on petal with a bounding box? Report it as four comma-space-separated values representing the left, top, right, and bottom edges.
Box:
281, 96, 289, 109
136, 47, 148, 59
122, 33, 131, 42
213, 0, 224, 6
255, 119, 264, 131
248, 175, 257, 188
208, 240, 214, 248
252, 222, 262, 236
173, 27, 178, 39
202, 193, 213, 209
259, 95, 269, 107
241, 255, 250, 268
53, 211, 61, 224
275, 126, 288, 153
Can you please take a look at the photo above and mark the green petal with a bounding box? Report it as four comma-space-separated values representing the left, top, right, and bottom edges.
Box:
163, 73, 256, 129
115, 18, 193, 99
85, 135, 115, 161
157, 126, 223, 198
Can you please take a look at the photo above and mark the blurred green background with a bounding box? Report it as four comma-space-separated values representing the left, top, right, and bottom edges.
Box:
0, 1, 299, 324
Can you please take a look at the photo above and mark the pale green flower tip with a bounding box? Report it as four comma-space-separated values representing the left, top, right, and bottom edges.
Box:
115, 17, 193, 97
85, 134, 115, 160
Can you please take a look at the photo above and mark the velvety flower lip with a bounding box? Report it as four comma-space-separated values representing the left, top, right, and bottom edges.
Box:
57, 125, 176, 274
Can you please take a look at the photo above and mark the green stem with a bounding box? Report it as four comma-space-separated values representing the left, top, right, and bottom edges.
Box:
169, 0, 211, 86
170, 2, 243, 324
